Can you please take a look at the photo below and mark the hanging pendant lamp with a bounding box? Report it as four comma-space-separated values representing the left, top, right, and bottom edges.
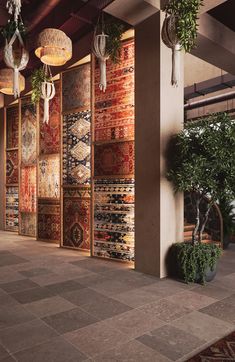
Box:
0, 68, 25, 95
35, 28, 72, 66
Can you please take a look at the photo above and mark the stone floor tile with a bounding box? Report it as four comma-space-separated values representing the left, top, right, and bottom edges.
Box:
0, 356, 16, 362
0, 254, 28, 268
200, 301, 235, 323
93, 340, 171, 362
192, 284, 233, 300
13, 337, 88, 362
112, 287, 165, 308
90, 279, 136, 296
10, 286, 54, 304
140, 280, 190, 299
42, 308, 99, 334
62, 288, 106, 307
170, 310, 233, 341
79, 293, 132, 320
71, 259, 115, 273
0, 290, 20, 307
221, 293, 235, 306
30, 272, 78, 286
24, 296, 76, 318
139, 298, 191, 322
18, 267, 51, 278
0, 319, 58, 354
74, 273, 111, 287
64, 320, 130, 357
0, 344, 11, 360
0, 268, 26, 284
45, 280, 85, 295
0, 304, 35, 329
103, 309, 165, 338
166, 290, 216, 310
0, 279, 39, 294
136, 325, 205, 361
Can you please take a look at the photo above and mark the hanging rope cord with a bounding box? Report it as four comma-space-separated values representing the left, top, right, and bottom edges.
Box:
41, 64, 55, 124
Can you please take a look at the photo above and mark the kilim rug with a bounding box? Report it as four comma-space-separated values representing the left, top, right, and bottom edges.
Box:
20, 166, 36, 213
94, 179, 134, 261
6, 106, 19, 148
38, 155, 60, 199
19, 212, 36, 237
6, 187, 19, 231
187, 331, 235, 361
21, 102, 37, 165
38, 199, 60, 242
6, 150, 18, 184
40, 81, 61, 155
62, 63, 91, 113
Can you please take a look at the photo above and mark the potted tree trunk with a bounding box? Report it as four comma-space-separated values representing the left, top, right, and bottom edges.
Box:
167, 113, 235, 284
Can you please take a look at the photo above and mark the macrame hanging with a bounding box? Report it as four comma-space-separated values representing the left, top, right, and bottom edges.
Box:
6, 0, 21, 22
162, 14, 181, 87
93, 14, 109, 92
41, 64, 55, 124
3, 28, 29, 98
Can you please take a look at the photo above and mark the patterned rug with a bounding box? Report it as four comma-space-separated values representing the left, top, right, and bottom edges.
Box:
5, 187, 19, 231
19, 212, 36, 237
21, 101, 37, 165
187, 331, 235, 361
20, 166, 36, 213
6, 106, 19, 149
38, 155, 60, 199
38, 199, 60, 242
6, 150, 18, 184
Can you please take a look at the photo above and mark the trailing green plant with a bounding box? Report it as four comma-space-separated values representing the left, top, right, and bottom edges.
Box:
218, 197, 235, 248
167, 112, 235, 244
1, 20, 26, 41
31, 68, 49, 104
165, 0, 203, 52
173, 242, 222, 284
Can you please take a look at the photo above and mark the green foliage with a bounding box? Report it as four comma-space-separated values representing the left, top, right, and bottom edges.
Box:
31, 68, 49, 104
165, 0, 203, 52
1, 20, 26, 41
167, 113, 235, 204
173, 242, 222, 284
219, 197, 235, 238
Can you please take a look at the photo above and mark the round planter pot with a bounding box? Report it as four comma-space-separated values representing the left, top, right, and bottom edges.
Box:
196, 263, 217, 283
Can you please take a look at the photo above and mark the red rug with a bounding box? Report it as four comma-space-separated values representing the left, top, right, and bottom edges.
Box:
187, 331, 235, 361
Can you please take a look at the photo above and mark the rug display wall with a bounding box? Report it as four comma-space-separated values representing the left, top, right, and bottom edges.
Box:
94, 39, 135, 261
5, 105, 19, 231
38, 81, 61, 243
62, 63, 91, 250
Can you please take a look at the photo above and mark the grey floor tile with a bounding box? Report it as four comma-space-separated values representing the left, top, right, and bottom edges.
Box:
24, 296, 76, 318
90, 279, 135, 296
136, 325, 205, 361
71, 259, 115, 273
64, 320, 130, 357
0, 254, 28, 267
45, 280, 85, 295
221, 293, 235, 306
0, 279, 39, 294
0, 319, 58, 354
200, 301, 235, 323
62, 288, 106, 307
0, 304, 35, 329
170, 310, 233, 341
13, 337, 88, 362
192, 284, 233, 300
18, 267, 51, 278
139, 298, 192, 322
79, 293, 132, 320
0, 344, 10, 360
0, 291, 20, 307
112, 287, 166, 308
93, 340, 171, 362
166, 290, 216, 310
10, 287, 54, 304
30, 272, 77, 287
42, 308, 99, 334
103, 309, 165, 338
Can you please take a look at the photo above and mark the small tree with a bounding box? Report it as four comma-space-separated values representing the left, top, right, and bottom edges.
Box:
167, 112, 235, 245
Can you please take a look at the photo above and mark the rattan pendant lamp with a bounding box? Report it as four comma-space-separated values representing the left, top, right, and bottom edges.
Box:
35, 28, 72, 66
0, 68, 25, 95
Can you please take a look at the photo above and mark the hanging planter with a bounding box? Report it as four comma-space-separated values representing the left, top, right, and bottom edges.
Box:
35, 28, 72, 66
31, 65, 55, 124
162, 0, 203, 87
0, 68, 25, 95
2, 19, 28, 98
93, 14, 124, 92
6, 0, 22, 23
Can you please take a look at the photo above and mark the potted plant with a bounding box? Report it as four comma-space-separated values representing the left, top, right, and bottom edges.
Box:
167, 113, 235, 283
162, 0, 203, 86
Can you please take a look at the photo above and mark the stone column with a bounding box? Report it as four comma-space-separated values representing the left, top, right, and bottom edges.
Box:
135, 11, 184, 278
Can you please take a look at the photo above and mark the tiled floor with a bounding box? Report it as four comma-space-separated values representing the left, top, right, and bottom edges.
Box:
0, 231, 235, 362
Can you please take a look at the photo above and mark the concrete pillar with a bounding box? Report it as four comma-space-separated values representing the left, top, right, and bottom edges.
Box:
135, 11, 184, 278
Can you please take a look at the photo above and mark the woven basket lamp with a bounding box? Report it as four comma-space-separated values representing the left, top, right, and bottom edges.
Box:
35, 28, 72, 66
0, 68, 25, 95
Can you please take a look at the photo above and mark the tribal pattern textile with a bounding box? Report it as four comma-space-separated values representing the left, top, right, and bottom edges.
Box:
63, 111, 91, 185
38, 155, 60, 199
20, 166, 36, 213
94, 39, 134, 142
38, 199, 60, 242
40, 81, 61, 155
94, 141, 134, 177
5, 187, 18, 231
187, 331, 235, 361
6, 150, 18, 184
6, 106, 19, 149
94, 179, 134, 261
63, 187, 91, 250
21, 102, 37, 165
62, 63, 91, 113
19, 212, 36, 237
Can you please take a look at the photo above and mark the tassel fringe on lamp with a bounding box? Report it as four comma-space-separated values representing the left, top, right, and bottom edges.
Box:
35, 28, 72, 66
0, 68, 25, 95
